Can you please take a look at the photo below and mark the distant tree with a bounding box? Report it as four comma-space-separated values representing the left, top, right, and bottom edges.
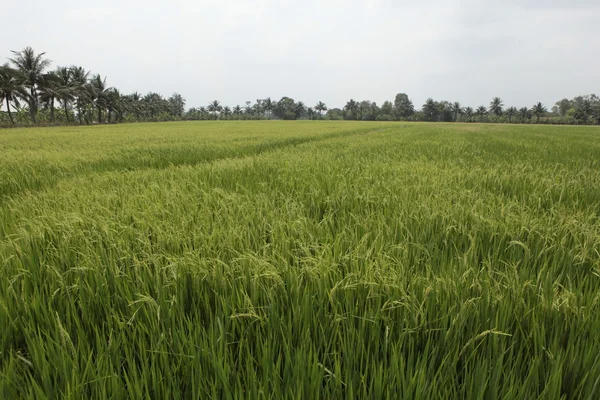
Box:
380, 101, 393, 120
451, 102, 462, 122
531, 102, 547, 123
222, 106, 231, 120
263, 97, 274, 119
199, 106, 208, 120
168, 93, 186, 117
463, 106, 474, 122
307, 107, 315, 120
475, 105, 488, 122
38, 71, 63, 123
90, 74, 111, 123
554, 98, 572, 117
295, 101, 306, 119
422, 98, 438, 122
505, 106, 517, 123
70, 66, 90, 124
575, 99, 593, 124
344, 99, 359, 120
253, 99, 263, 119
315, 101, 327, 118
9, 47, 51, 123
518, 107, 530, 123
489, 97, 504, 116
54, 67, 76, 123
208, 100, 222, 119
394, 93, 414, 119
233, 105, 242, 117
0, 64, 27, 124
105, 88, 120, 123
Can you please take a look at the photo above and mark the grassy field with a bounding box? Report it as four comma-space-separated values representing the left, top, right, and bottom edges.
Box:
1, 121, 600, 399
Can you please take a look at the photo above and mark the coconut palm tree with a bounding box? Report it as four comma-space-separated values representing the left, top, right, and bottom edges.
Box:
489, 97, 504, 116
208, 100, 222, 119
518, 107, 530, 123
531, 102, 547, 123
307, 107, 315, 120
344, 99, 359, 120
295, 101, 306, 119
38, 71, 66, 123
0, 64, 28, 124
451, 102, 462, 121
54, 67, 76, 123
90, 74, 111, 123
422, 98, 438, 122
253, 100, 263, 119
505, 106, 517, 123
476, 105, 488, 122
315, 101, 327, 118
233, 105, 242, 118
463, 107, 474, 122
9, 47, 51, 123
263, 97, 274, 119
70, 66, 90, 124
199, 107, 208, 120
222, 106, 231, 120
105, 88, 121, 123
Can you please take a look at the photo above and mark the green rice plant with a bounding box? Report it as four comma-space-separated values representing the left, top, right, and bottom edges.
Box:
1, 121, 600, 398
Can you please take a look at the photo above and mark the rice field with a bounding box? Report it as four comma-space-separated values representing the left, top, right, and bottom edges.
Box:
1, 121, 600, 399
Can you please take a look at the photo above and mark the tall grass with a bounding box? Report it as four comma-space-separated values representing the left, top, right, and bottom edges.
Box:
1, 121, 600, 398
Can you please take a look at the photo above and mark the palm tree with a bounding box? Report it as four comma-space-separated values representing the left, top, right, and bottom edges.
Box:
505, 106, 517, 123
307, 107, 315, 120
199, 107, 208, 120
9, 47, 51, 123
263, 97, 274, 119
105, 88, 121, 123
253, 100, 263, 119
518, 107, 530, 123
531, 102, 547, 123
422, 98, 438, 122
70, 66, 90, 123
315, 101, 327, 118
476, 105, 488, 122
222, 106, 231, 120
295, 101, 306, 119
463, 107, 474, 122
0, 64, 27, 124
344, 99, 359, 120
208, 100, 222, 119
38, 71, 65, 123
90, 74, 111, 123
451, 102, 462, 121
233, 105, 242, 118
489, 97, 504, 116
54, 67, 76, 123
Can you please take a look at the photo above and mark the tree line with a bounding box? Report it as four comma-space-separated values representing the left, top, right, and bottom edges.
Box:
2, 47, 599, 126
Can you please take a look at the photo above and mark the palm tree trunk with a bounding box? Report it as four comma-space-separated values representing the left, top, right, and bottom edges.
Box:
29, 87, 37, 124
50, 96, 55, 123
5, 97, 15, 124
63, 102, 70, 123
108, 107, 112, 123
98, 107, 102, 124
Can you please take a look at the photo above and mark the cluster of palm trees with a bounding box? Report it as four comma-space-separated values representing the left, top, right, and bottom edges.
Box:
184, 98, 328, 121
0, 47, 185, 125
3, 47, 599, 127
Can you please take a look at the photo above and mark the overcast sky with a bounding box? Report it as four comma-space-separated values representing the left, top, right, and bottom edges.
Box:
2, 0, 599, 110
